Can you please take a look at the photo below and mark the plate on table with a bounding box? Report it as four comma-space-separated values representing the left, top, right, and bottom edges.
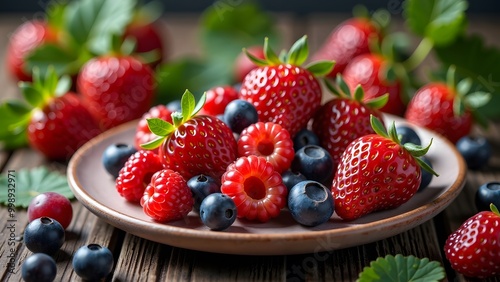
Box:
67, 115, 466, 255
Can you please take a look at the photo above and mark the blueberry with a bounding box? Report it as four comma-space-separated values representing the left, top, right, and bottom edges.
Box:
166, 99, 181, 112
24, 217, 65, 256
102, 143, 137, 178
475, 182, 500, 211
21, 253, 57, 282
199, 193, 237, 231
72, 244, 114, 281
187, 174, 220, 211
288, 181, 334, 227
418, 156, 434, 192
293, 129, 320, 152
281, 170, 307, 192
396, 125, 421, 145
456, 136, 491, 170
223, 99, 258, 134
291, 145, 334, 186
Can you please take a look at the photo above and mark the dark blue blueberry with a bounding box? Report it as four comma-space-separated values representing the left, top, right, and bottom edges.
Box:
456, 136, 491, 170
166, 99, 181, 112
293, 129, 320, 152
72, 244, 114, 281
187, 174, 220, 211
200, 193, 237, 231
288, 181, 334, 227
396, 125, 421, 145
475, 182, 500, 212
102, 143, 137, 178
418, 156, 434, 192
21, 253, 57, 282
281, 170, 307, 192
291, 145, 334, 186
223, 99, 258, 134
24, 217, 65, 256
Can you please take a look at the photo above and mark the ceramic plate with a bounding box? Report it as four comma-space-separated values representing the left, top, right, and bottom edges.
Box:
67, 115, 466, 255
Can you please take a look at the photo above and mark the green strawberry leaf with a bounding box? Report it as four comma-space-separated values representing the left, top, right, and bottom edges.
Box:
287, 35, 308, 66
26, 44, 81, 76
370, 115, 389, 138
140, 135, 165, 150
181, 90, 196, 123
147, 118, 174, 137
18, 83, 43, 108
263, 37, 281, 66
306, 60, 335, 77
0, 103, 29, 150
403, 0, 467, 46
357, 254, 445, 282
336, 74, 352, 97
365, 94, 389, 110
353, 85, 365, 102
0, 167, 74, 209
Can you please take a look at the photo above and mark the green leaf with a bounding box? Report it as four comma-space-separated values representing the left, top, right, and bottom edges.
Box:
146, 118, 174, 137
18, 82, 43, 108
370, 115, 388, 138
336, 74, 351, 97
365, 94, 389, 110
287, 35, 308, 66
140, 136, 165, 150
181, 90, 196, 123
403, 0, 467, 46
5, 101, 32, 116
0, 103, 29, 149
353, 85, 365, 101
55, 75, 72, 97
263, 37, 281, 65
64, 0, 136, 55
305, 60, 335, 77
0, 167, 74, 208
25, 44, 80, 76
456, 77, 472, 96
465, 91, 491, 109
357, 254, 445, 282
193, 92, 207, 116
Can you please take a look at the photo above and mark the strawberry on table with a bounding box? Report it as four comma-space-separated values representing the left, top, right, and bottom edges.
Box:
141, 90, 238, 181
239, 35, 335, 138
444, 204, 500, 279
331, 115, 437, 221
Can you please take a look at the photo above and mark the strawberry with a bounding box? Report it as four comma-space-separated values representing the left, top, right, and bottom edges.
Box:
1, 67, 101, 160
312, 75, 387, 171
311, 17, 381, 78
6, 20, 58, 81
342, 53, 406, 116
221, 155, 288, 222
124, 21, 166, 69
142, 90, 238, 181
77, 55, 155, 130
444, 204, 500, 279
234, 45, 265, 83
134, 105, 173, 153
331, 116, 437, 221
198, 85, 239, 117
237, 121, 295, 173
115, 150, 164, 202
140, 169, 194, 223
239, 36, 334, 137
404, 67, 490, 144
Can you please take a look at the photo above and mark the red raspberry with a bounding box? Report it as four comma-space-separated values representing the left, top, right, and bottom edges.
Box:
115, 150, 164, 202
199, 85, 239, 116
237, 122, 294, 173
140, 169, 194, 222
221, 155, 287, 222
134, 105, 173, 152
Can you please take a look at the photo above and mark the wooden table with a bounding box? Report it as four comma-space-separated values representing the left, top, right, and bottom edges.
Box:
1, 11, 500, 282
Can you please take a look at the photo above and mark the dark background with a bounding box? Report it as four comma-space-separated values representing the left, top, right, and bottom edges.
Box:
1, 0, 500, 14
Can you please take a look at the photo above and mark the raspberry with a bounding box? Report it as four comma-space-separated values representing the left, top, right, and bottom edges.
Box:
140, 169, 194, 222
115, 150, 164, 202
221, 155, 288, 222
237, 122, 294, 173
134, 105, 173, 153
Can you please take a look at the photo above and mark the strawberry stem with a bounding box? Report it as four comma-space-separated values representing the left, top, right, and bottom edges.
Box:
402, 37, 434, 72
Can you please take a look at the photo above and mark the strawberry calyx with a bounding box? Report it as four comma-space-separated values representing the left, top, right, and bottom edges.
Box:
491, 203, 500, 216
370, 115, 439, 177
244, 35, 335, 77
325, 74, 389, 110
141, 89, 206, 150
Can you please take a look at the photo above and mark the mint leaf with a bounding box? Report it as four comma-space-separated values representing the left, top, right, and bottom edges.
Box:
0, 167, 74, 208
404, 0, 467, 46
65, 0, 136, 55
434, 34, 500, 119
357, 254, 445, 282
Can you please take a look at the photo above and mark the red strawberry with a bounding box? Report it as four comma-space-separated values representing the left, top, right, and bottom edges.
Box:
2, 67, 101, 160
78, 55, 155, 130
6, 20, 58, 81
115, 150, 164, 202
140, 169, 194, 223
198, 85, 239, 116
444, 204, 500, 279
239, 36, 334, 137
221, 155, 288, 222
234, 45, 265, 83
404, 67, 490, 144
134, 105, 173, 152
311, 17, 381, 78
142, 90, 238, 181
312, 75, 387, 170
331, 116, 437, 220
342, 53, 406, 116
237, 121, 295, 173
124, 21, 166, 69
